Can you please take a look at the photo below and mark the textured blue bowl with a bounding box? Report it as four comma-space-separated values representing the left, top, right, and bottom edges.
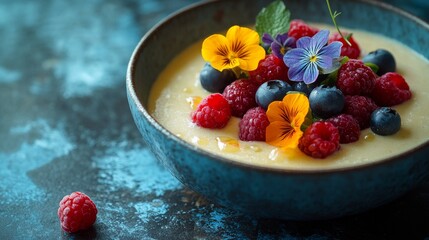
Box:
127, 0, 429, 220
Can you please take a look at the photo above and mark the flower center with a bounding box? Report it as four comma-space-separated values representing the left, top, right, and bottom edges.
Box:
309, 55, 318, 63
227, 53, 240, 70
229, 53, 238, 60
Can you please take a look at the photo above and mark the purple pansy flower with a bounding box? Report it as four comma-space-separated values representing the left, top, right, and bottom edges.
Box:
283, 30, 342, 84
262, 33, 296, 59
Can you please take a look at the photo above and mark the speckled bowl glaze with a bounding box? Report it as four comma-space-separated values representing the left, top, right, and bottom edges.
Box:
127, 0, 429, 220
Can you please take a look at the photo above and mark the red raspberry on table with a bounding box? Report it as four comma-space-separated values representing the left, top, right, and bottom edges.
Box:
371, 72, 412, 106
248, 54, 289, 85
329, 32, 361, 59
336, 59, 376, 96
58, 192, 98, 233
298, 121, 340, 158
191, 93, 231, 128
287, 19, 318, 40
343, 95, 378, 129
239, 107, 270, 141
327, 114, 360, 144
222, 79, 259, 117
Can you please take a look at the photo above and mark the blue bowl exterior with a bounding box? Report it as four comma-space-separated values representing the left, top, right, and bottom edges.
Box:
127, 0, 429, 220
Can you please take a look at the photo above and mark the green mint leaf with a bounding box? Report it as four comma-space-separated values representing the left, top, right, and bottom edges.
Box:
255, 0, 291, 40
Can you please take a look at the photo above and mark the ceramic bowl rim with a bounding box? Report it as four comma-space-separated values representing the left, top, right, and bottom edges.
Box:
126, 0, 429, 175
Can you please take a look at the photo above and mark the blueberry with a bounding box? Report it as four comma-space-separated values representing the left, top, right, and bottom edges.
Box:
309, 85, 345, 119
255, 80, 293, 109
293, 82, 317, 96
200, 63, 236, 93
362, 49, 396, 75
370, 107, 401, 135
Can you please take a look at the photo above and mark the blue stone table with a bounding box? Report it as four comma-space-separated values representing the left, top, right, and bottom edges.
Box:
0, 0, 428, 239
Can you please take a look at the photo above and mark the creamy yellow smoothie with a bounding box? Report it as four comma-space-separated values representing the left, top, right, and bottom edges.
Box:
148, 25, 429, 170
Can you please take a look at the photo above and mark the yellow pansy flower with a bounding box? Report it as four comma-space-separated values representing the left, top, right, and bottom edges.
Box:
201, 25, 265, 72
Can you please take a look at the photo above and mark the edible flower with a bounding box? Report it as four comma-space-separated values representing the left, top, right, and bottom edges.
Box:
201, 25, 265, 73
283, 30, 342, 84
262, 32, 296, 59
266, 93, 310, 149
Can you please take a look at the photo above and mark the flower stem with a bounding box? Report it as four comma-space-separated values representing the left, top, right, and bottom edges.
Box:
231, 67, 242, 79
326, 0, 351, 46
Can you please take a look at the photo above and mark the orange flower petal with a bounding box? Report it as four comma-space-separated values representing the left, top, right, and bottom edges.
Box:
266, 101, 287, 123
292, 112, 306, 130
265, 93, 310, 149
266, 121, 291, 146
282, 93, 310, 122
266, 121, 303, 149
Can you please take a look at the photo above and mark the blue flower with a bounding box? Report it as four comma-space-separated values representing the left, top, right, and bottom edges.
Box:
262, 33, 296, 59
283, 30, 342, 84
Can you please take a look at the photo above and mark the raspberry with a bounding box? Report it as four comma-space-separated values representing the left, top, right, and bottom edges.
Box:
298, 121, 340, 158
327, 114, 360, 143
336, 59, 376, 96
58, 192, 98, 233
343, 95, 378, 129
371, 72, 412, 106
191, 93, 231, 128
287, 19, 318, 40
239, 107, 270, 141
222, 79, 259, 117
329, 32, 361, 59
248, 54, 289, 85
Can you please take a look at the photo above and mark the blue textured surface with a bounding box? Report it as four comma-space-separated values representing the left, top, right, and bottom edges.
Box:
1, 0, 429, 239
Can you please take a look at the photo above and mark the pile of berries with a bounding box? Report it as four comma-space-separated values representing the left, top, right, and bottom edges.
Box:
191, 20, 411, 158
